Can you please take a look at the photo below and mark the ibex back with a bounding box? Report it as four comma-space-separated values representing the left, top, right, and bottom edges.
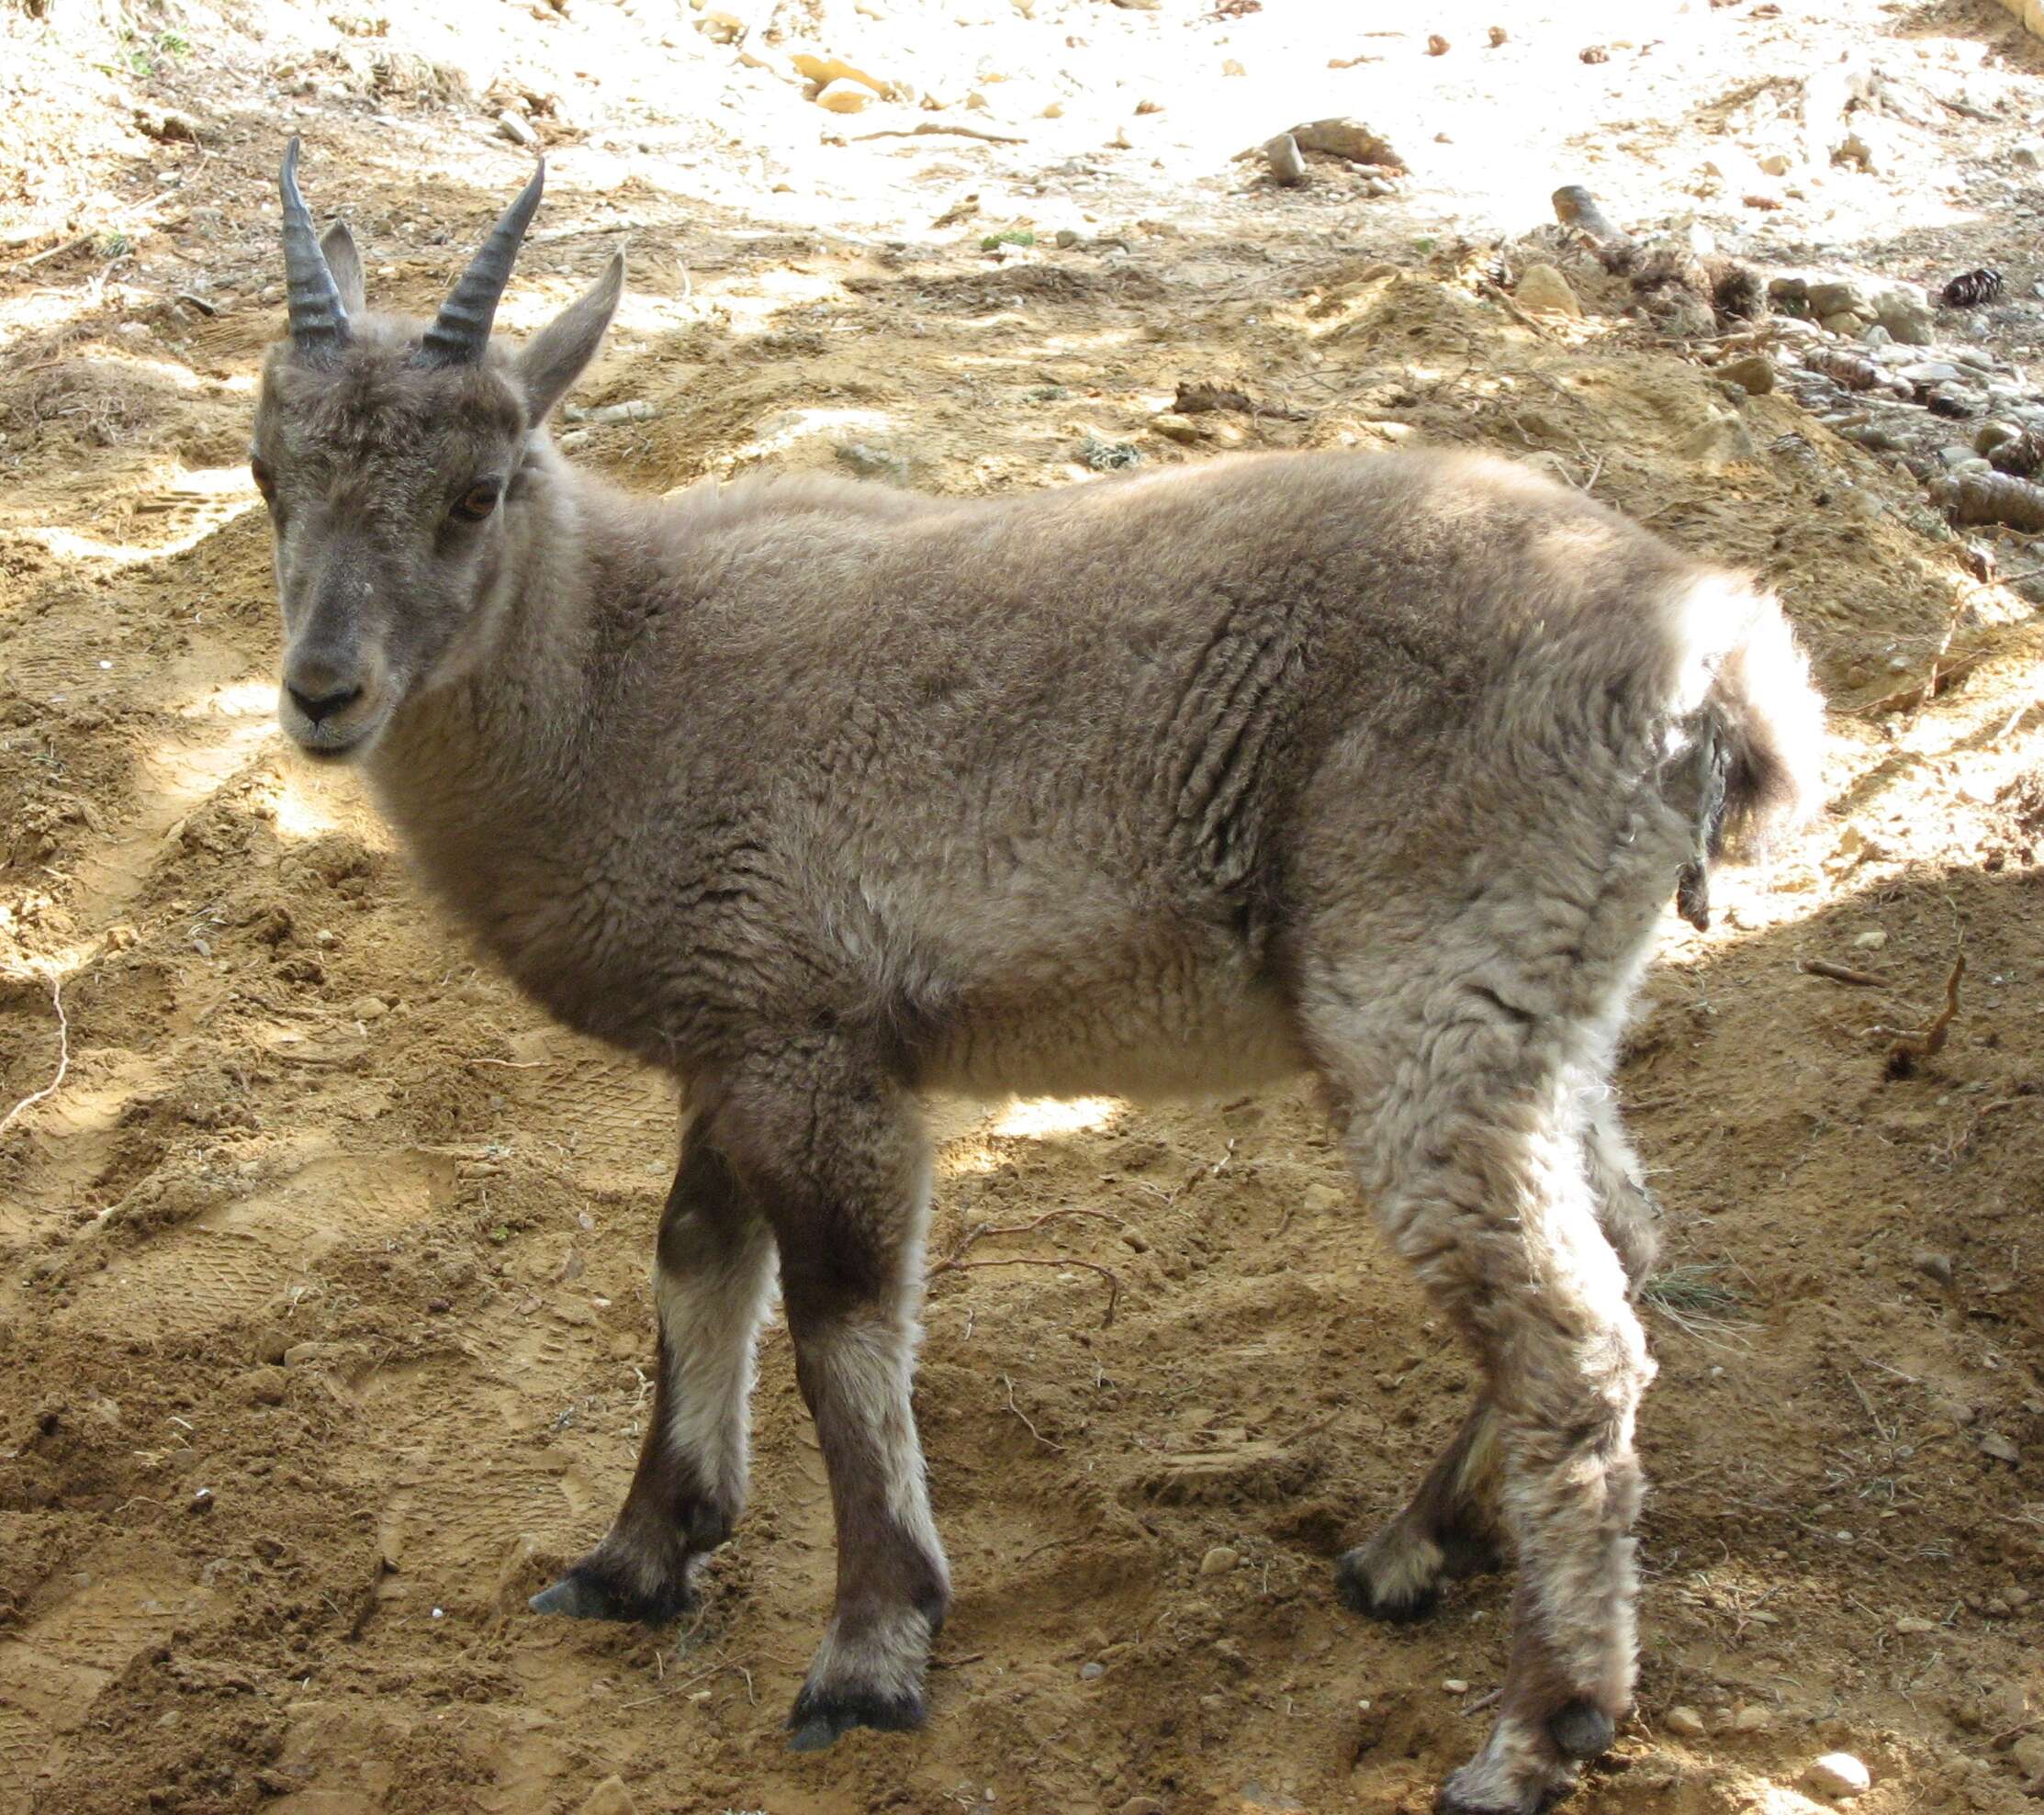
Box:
253, 142, 1823, 1814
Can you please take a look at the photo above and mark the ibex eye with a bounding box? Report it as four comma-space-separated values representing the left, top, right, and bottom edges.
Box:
453, 479, 502, 522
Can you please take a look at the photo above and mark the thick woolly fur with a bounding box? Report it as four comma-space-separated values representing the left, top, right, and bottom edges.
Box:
254, 215, 1824, 1814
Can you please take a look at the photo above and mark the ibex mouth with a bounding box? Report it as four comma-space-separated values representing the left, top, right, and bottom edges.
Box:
277, 685, 389, 761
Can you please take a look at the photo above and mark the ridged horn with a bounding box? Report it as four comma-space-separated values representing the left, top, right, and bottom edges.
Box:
416, 162, 545, 368
279, 137, 350, 355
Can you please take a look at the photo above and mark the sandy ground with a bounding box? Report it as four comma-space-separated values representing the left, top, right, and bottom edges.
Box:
3, 0, 2044, 1810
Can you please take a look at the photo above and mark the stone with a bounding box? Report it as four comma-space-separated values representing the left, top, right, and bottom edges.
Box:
1875, 286, 1934, 345
241, 1366, 288, 1406
1263, 132, 1307, 186
1900, 361, 1965, 388
1198, 1545, 1240, 1576
1733, 1704, 1773, 1732
1442, 1678, 1471, 1695
1914, 1249, 1955, 1285
1151, 413, 1206, 443
1288, 117, 1403, 168
2014, 142, 2044, 170
815, 78, 871, 113
1894, 1613, 1938, 1633
1120, 1800, 1166, 1815
350, 995, 388, 1022
1806, 1753, 1871, 1798
1807, 279, 1872, 319
790, 50, 889, 95
575, 1778, 636, 1815
1758, 151, 1794, 176
1516, 263, 1581, 317
1821, 313, 1864, 336
1861, 323, 1892, 347
496, 109, 539, 149
1665, 1706, 1707, 1737
1080, 1660, 1105, 1680
1719, 354, 1776, 395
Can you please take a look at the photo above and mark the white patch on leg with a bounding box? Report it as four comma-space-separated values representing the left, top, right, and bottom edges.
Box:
654, 1223, 777, 1515
1351, 1521, 1445, 1610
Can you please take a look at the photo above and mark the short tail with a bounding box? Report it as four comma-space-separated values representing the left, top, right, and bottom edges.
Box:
1662, 575, 1823, 931
1702, 583, 1824, 860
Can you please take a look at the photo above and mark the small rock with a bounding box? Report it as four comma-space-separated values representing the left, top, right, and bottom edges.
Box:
815, 78, 871, 114
497, 109, 540, 149
1894, 1614, 1938, 1633
241, 1366, 288, 1406
2014, 1734, 2044, 1784
1665, 1706, 1707, 1738
1287, 117, 1403, 168
1875, 285, 1934, 345
1263, 132, 1306, 186
1852, 927, 1888, 949
1488, 25, 1508, 46
1515, 263, 1582, 317
1120, 1800, 1166, 1815
574, 1777, 636, 1815
1835, 125, 1884, 174
1758, 151, 1794, 176
1151, 412, 1207, 444
1443, 1678, 1470, 1695
1302, 1182, 1346, 1213
1914, 1249, 1954, 1285
1733, 1704, 1773, 1732
1080, 1661, 1105, 1680
1427, 33, 1449, 54
1134, 97, 1162, 116
1806, 1753, 1871, 1799
1807, 279, 1872, 319
1198, 1544, 1240, 1577
2014, 142, 2044, 170
1900, 360, 1965, 388
836, 443, 908, 484
350, 995, 388, 1022
1938, 444, 1981, 470
1976, 420, 2020, 454
695, 8, 745, 42
1861, 323, 1892, 347
1719, 354, 1776, 396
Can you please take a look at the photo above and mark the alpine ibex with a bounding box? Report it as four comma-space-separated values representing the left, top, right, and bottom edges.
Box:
254, 142, 1822, 1814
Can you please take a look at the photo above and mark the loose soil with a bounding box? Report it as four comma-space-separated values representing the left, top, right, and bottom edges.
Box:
2, 1, 2042, 1811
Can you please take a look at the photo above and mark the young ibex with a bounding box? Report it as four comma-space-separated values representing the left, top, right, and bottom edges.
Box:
254, 142, 1822, 1813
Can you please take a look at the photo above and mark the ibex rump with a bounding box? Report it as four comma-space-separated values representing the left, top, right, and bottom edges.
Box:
253, 143, 1822, 1814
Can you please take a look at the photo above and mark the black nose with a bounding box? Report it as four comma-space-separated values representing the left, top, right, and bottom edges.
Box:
287, 682, 363, 725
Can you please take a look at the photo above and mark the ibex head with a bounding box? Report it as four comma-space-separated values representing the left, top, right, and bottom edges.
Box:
253, 139, 623, 757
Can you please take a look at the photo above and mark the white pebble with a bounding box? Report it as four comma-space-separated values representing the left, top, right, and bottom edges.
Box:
1442, 1678, 1470, 1695
1807, 1752, 1872, 1798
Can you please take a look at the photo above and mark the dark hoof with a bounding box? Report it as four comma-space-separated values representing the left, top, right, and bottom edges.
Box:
528, 1562, 691, 1626
1546, 1700, 1615, 1760
1433, 1784, 1573, 1815
785, 1685, 925, 1752
1335, 1546, 1439, 1625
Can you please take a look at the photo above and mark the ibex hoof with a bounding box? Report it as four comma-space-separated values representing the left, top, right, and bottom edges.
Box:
1335, 1533, 1443, 1625
785, 1685, 926, 1752
1545, 1699, 1615, 1760
528, 1562, 691, 1625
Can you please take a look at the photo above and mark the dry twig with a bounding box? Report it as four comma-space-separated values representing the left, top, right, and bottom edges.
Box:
1880, 954, 1964, 1080
1796, 958, 1890, 988
0, 973, 70, 1137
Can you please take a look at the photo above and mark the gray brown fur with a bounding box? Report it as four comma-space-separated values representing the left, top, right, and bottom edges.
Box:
253, 150, 1825, 1814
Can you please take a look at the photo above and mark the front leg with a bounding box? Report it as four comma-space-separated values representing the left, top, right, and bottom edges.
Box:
533, 1128, 775, 1622
712, 1037, 950, 1749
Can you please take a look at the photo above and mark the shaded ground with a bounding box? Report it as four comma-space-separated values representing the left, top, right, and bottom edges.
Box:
2, 1, 2043, 1811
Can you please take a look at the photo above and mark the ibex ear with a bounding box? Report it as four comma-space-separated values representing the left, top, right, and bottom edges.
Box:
517, 249, 624, 421
320, 220, 366, 316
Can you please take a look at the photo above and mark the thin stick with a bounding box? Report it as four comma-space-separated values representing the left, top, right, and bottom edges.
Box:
934, 1204, 1121, 1267
931, 1255, 1120, 1326
1796, 958, 1889, 988
0, 973, 69, 1137
850, 124, 1028, 145
1881, 953, 1964, 1079
1000, 1372, 1063, 1450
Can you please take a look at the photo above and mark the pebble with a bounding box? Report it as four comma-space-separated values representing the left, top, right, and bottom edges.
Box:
575, 1778, 636, 1815
1516, 263, 1582, 317
497, 109, 539, 149
1442, 1678, 1470, 1695
1733, 1704, 1773, 1732
1151, 412, 1206, 444
1665, 1706, 1707, 1737
1719, 354, 1776, 396
1900, 361, 1966, 388
1894, 1613, 1938, 1633
1808, 278, 1872, 319
1914, 1250, 1955, 1286
2014, 142, 2044, 169
350, 995, 388, 1022
1198, 1544, 1240, 1576
1081, 1661, 1105, 1680
1119, 1800, 1166, 1815
1976, 420, 2020, 454
1263, 132, 1307, 186
1806, 1753, 1871, 1798
241, 1366, 288, 1406
815, 78, 871, 114
1875, 286, 1934, 345
1851, 927, 1887, 949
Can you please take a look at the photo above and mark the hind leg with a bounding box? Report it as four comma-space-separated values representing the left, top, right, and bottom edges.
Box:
1340, 1061, 1661, 1627
1306, 958, 1658, 1814
533, 1123, 776, 1622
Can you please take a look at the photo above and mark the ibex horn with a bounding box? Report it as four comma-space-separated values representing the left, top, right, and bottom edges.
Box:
416, 161, 545, 368
279, 137, 350, 355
